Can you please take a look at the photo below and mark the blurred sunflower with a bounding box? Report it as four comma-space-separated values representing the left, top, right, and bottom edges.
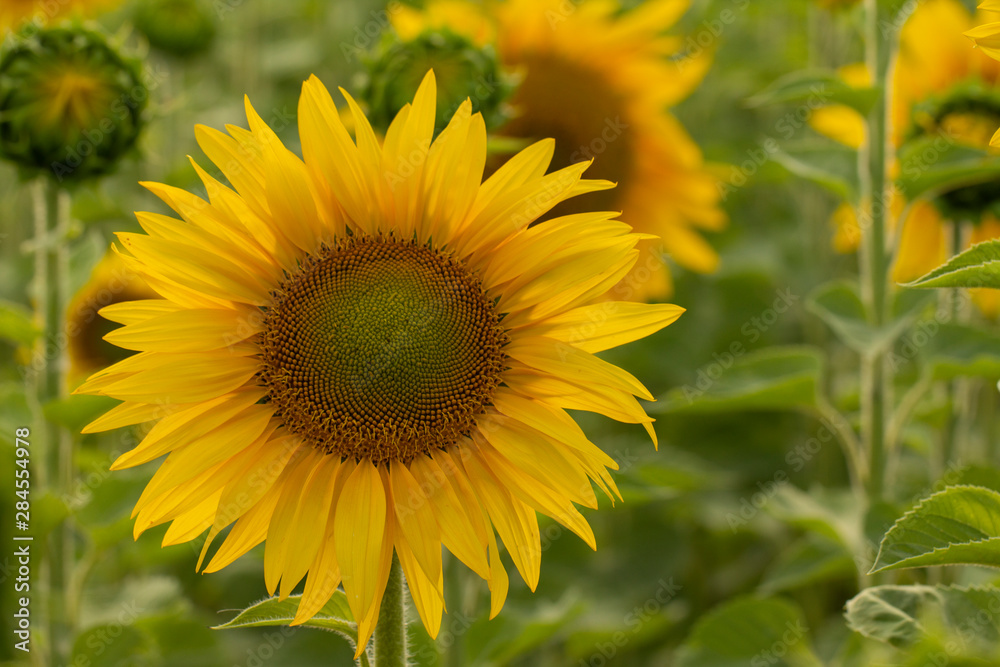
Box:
812, 0, 1000, 315
392, 0, 725, 301
76, 71, 683, 654
66, 249, 156, 379
0, 0, 113, 33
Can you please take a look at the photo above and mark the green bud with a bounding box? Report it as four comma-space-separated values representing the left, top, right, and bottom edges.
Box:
361, 28, 515, 137
0, 25, 147, 183
906, 81, 1000, 222
134, 0, 217, 58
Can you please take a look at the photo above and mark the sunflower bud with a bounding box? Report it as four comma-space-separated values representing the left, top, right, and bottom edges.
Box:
906, 83, 1000, 221
361, 28, 515, 136
134, 0, 216, 57
0, 25, 147, 182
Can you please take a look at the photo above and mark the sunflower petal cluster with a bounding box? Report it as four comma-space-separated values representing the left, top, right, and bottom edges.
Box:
77, 71, 683, 654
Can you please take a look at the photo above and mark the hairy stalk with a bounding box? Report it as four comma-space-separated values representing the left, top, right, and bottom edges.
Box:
859, 0, 896, 504
374, 553, 408, 667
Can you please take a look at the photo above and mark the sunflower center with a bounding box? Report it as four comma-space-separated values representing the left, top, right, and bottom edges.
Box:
259, 236, 506, 464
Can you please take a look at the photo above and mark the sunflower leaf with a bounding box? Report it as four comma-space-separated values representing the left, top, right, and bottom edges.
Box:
807, 280, 932, 354
845, 584, 1000, 649
870, 485, 1000, 573
214, 592, 358, 646
771, 140, 859, 202
654, 346, 823, 413
904, 239, 1000, 290
675, 596, 821, 667
747, 69, 879, 115
896, 136, 1000, 203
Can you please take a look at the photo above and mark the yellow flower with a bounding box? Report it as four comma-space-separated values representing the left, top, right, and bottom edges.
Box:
76, 71, 683, 655
394, 0, 725, 301
66, 249, 156, 379
813, 0, 1000, 313
0, 0, 113, 34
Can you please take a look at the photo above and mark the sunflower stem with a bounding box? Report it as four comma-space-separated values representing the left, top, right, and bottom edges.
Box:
859, 0, 897, 507
31, 178, 74, 666
374, 553, 408, 667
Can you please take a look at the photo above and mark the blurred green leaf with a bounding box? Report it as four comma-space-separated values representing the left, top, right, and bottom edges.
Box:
807, 281, 932, 354
768, 486, 863, 554
905, 240, 1000, 290
871, 485, 1000, 573
897, 136, 1000, 202
654, 346, 823, 413
70, 623, 157, 667
772, 140, 859, 202
464, 596, 584, 666
0, 300, 38, 347
43, 394, 119, 433
759, 534, 856, 594
748, 69, 880, 114
924, 323, 1000, 380
845, 584, 1000, 649
676, 596, 821, 667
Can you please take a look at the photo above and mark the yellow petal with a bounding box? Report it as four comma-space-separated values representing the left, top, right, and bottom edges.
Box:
334, 459, 388, 632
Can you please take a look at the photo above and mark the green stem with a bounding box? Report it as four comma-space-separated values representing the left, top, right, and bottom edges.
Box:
374, 553, 408, 667
941, 221, 964, 472
33, 179, 74, 666
860, 0, 896, 504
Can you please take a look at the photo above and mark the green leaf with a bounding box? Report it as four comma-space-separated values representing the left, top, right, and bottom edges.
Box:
748, 69, 880, 114
214, 593, 357, 644
772, 140, 859, 202
897, 136, 1000, 202
676, 596, 821, 667
845, 584, 1000, 649
905, 239, 1000, 290
871, 485, 1000, 573
654, 346, 823, 414
0, 299, 38, 347
923, 323, 1000, 380
758, 534, 856, 594
807, 281, 932, 354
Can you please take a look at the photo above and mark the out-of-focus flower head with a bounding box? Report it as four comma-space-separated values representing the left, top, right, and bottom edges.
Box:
812, 0, 1000, 316
384, 0, 726, 302
0, 25, 147, 182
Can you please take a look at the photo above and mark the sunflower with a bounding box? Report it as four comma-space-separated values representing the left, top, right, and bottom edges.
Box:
393, 0, 725, 301
76, 71, 683, 654
812, 0, 1000, 315
0, 0, 113, 34
66, 249, 156, 379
